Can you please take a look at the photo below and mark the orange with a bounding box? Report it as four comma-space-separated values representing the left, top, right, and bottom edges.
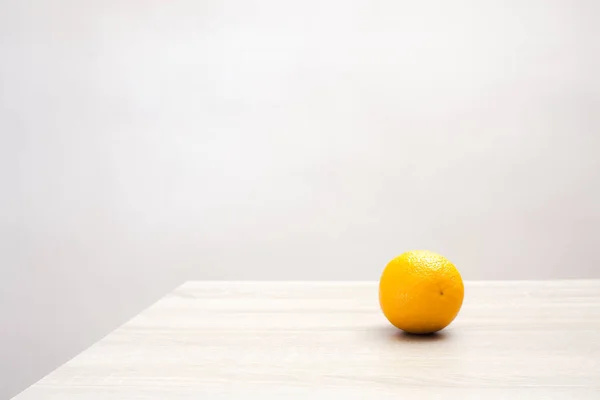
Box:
379, 250, 464, 334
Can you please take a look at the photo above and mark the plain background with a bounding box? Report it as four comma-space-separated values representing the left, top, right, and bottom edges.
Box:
1, 0, 599, 397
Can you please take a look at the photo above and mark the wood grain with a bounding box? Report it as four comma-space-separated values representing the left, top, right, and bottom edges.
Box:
14, 281, 600, 399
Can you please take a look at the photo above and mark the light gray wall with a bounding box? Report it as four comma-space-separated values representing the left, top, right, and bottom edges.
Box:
1, 0, 599, 398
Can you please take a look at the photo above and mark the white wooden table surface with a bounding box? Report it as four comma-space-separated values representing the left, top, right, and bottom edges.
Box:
14, 281, 600, 399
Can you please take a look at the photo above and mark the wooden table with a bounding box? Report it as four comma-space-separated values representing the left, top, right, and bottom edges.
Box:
14, 281, 600, 399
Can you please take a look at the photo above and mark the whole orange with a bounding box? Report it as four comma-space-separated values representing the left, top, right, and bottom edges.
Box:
379, 250, 464, 334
